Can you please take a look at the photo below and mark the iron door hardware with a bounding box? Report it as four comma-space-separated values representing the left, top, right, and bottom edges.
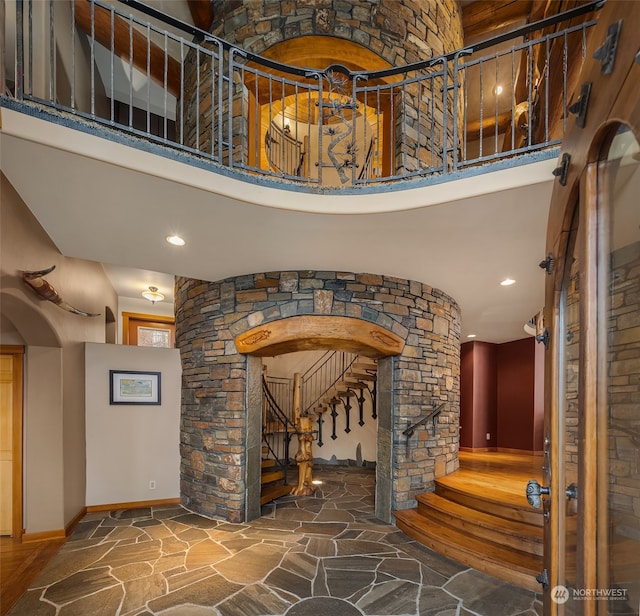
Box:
536, 328, 550, 349
526, 479, 550, 509
539, 253, 555, 275
553, 153, 571, 186
593, 20, 622, 74
568, 82, 592, 128
536, 568, 549, 590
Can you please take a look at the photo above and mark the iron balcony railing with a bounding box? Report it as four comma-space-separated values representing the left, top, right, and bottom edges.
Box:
5, 0, 602, 189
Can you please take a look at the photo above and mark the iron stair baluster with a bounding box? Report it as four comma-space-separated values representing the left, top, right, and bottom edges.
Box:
342, 395, 352, 434
317, 411, 324, 447
330, 401, 339, 440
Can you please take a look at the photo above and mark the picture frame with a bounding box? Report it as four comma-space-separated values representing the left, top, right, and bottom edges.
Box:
109, 370, 161, 405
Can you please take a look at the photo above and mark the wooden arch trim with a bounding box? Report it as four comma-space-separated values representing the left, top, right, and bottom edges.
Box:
234, 315, 405, 358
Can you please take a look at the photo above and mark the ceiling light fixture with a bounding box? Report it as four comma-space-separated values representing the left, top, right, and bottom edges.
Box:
494, 85, 503, 95
166, 235, 186, 246
500, 278, 516, 286
467, 334, 477, 338
142, 286, 165, 304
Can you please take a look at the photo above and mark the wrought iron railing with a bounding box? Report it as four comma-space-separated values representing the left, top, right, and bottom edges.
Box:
300, 350, 358, 414
4, 0, 601, 188
262, 376, 297, 480
403, 402, 447, 439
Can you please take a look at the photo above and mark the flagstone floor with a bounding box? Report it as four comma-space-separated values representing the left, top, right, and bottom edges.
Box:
8, 466, 541, 616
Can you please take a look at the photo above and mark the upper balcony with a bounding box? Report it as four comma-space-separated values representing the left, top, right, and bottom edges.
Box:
2, 0, 602, 193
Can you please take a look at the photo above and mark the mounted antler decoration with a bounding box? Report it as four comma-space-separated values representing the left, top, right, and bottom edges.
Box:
22, 265, 100, 317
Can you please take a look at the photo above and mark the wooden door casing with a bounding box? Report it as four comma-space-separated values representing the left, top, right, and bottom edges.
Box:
0, 346, 24, 538
122, 312, 175, 348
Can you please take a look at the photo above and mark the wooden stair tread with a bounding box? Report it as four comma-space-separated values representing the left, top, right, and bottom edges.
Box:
394, 508, 541, 591
261, 458, 276, 469
346, 372, 376, 381
416, 492, 543, 555
260, 483, 293, 505
261, 469, 285, 484
351, 361, 377, 372
435, 472, 542, 526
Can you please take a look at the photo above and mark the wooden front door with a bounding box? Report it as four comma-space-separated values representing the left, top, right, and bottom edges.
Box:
0, 346, 23, 537
540, 3, 640, 614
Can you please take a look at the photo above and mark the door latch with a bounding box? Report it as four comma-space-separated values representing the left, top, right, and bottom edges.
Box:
526, 479, 550, 509
565, 483, 578, 501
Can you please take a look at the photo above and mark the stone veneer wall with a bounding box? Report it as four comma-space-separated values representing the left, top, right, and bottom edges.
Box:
175, 270, 460, 523
210, 0, 463, 64
180, 0, 464, 178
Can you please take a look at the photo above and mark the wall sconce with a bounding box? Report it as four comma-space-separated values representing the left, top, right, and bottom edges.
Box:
142, 286, 165, 304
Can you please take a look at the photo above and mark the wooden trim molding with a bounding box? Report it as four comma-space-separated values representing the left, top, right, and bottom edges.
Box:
86, 498, 180, 513
21, 529, 66, 543
234, 315, 405, 358
122, 311, 175, 345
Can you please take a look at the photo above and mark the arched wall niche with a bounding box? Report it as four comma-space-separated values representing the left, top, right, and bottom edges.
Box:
175, 270, 461, 524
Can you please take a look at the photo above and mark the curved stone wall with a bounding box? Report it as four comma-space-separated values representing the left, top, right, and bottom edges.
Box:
175, 270, 460, 523
180, 0, 464, 182
210, 0, 463, 65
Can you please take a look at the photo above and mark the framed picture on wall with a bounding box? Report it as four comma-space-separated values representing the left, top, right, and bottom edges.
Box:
109, 370, 161, 405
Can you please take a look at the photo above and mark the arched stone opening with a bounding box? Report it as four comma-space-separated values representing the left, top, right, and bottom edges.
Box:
175, 271, 460, 524
235, 315, 403, 520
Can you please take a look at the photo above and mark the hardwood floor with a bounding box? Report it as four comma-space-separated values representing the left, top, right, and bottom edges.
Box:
0, 535, 65, 616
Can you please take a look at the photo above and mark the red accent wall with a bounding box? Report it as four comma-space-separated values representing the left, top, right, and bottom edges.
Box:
496, 337, 544, 452
460, 341, 497, 449
460, 337, 544, 453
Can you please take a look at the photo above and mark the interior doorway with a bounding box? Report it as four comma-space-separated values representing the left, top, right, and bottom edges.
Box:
261, 350, 379, 507
0, 346, 23, 538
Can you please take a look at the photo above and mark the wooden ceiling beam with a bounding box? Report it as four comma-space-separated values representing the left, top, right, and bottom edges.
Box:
462, 0, 534, 43
187, 0, 214, 33
73, 0, 181, 97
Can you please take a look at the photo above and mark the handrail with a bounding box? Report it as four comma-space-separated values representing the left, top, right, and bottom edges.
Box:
301, 351, 358, 413
119, 0, 602, 80
403, 403, 447, 438
262, 376, 298, 434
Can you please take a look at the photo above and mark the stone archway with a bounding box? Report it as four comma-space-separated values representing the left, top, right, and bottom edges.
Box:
236, 315, 405, 521
175, 270, 460, 524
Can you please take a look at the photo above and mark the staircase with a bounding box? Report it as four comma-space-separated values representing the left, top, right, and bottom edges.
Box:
394, 454, 544, 592
260, 447, 294, 505
260, 353, 378, 504
311, 357, 377, 446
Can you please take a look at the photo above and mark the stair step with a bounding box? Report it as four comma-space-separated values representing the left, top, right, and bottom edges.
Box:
416, 492, 543, 556
351, 360, 377, 372
261, 458, 276, 469
346, 371, 376, 381
261, 469, 285, 485
260, 483, 293, 506
342, 379, 370, 389
263, 421, 297, 434
435, 475, 543, 527
394, 508, 541, 592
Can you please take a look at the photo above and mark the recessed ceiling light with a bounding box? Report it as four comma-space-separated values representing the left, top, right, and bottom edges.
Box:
467, 334, 477, 338
500, 278, 516, 286
494, 85, 503, 96
166, 235, 186, 247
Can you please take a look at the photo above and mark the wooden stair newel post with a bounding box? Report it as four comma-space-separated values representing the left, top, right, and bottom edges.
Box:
292, 414, 316, 496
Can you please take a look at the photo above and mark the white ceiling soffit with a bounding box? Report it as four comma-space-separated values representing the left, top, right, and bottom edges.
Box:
0, 108, 555, 344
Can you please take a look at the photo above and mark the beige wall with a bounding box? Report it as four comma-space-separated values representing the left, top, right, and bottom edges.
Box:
0, 173, 118, 533
85, 343, 181, 506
